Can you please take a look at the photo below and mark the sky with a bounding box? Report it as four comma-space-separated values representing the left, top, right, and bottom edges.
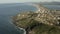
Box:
0, 0, 60, 3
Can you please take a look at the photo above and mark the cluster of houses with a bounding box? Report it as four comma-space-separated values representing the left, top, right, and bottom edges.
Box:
16, 4, 60, 26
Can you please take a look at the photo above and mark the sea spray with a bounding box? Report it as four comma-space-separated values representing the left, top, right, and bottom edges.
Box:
17, 27, 26, 34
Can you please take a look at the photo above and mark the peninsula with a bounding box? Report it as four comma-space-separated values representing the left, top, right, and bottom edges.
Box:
12, 3, 60, 34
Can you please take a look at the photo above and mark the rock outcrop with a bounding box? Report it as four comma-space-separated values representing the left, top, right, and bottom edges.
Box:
12, 4, 60, 34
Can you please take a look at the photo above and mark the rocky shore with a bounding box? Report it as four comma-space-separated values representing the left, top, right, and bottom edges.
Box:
12, 4, 60, 34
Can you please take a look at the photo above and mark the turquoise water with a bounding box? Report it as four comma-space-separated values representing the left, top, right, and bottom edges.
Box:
0, 3, 60, 34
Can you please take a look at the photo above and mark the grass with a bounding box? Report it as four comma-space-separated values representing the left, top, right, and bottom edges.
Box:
32, 24, 60, 34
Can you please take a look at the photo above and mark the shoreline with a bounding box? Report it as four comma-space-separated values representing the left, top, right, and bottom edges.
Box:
9, 18, 26, 34
17, 27, 26, 34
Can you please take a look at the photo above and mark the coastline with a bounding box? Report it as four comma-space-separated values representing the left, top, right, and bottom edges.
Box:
9, 17, 26, 34
17, 26, 26, 34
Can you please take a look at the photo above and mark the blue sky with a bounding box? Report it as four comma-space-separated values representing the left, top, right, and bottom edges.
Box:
0, 0, 60, 3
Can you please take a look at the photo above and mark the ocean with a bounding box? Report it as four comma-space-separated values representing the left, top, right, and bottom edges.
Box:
0, 3, 60, 34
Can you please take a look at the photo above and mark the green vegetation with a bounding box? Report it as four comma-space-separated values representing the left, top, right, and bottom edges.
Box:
15, 17, 39, 28
12, 11, 60, 34
13, 16, 60, 34
32, 24, 60, 34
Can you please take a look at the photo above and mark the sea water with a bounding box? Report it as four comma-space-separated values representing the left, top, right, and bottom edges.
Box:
0, 3, 37, 34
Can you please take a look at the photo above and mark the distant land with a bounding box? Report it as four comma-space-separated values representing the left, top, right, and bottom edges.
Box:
40, 2, 60, 5
25, 2, 60, 5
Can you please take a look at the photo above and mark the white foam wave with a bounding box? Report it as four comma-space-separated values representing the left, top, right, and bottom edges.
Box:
18, 27, 26, 34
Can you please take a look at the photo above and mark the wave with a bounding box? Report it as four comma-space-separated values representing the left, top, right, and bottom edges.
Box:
17, 27, 26, 34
